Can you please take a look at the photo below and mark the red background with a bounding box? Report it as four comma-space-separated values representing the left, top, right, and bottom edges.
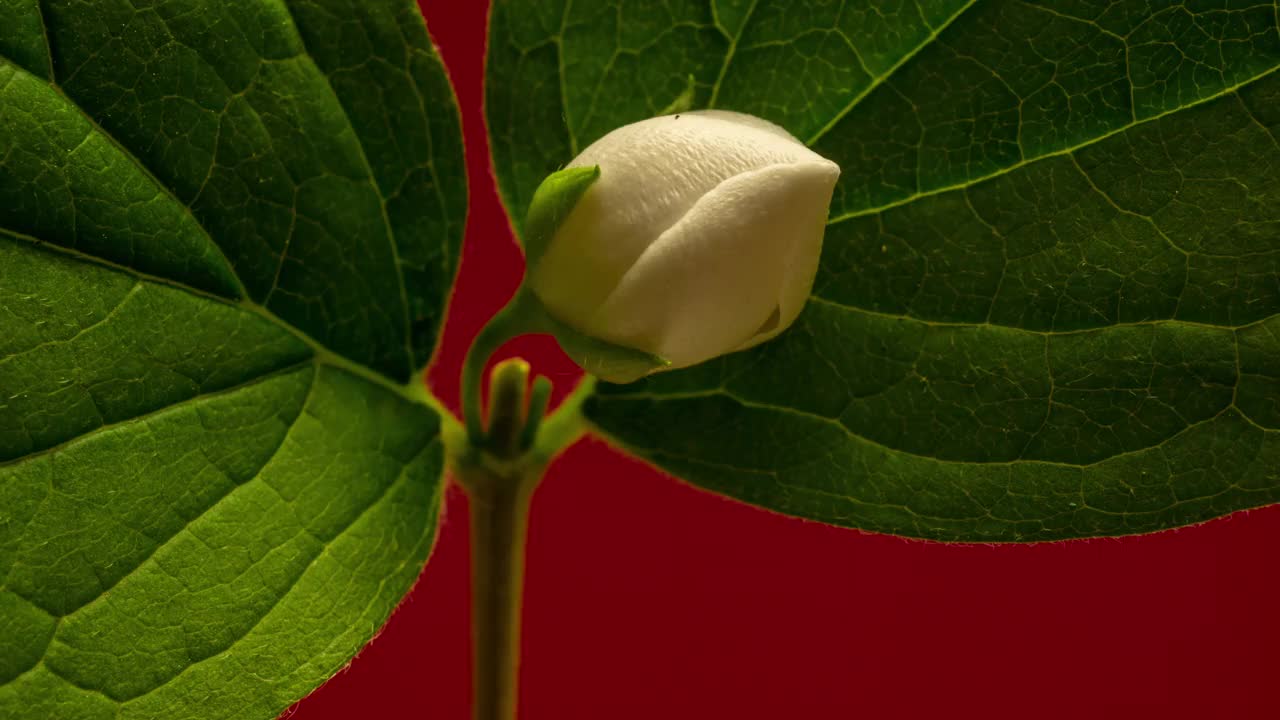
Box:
287, 2, 1280, 717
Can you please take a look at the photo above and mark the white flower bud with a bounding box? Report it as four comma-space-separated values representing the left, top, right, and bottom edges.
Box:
528, 110, 840, 373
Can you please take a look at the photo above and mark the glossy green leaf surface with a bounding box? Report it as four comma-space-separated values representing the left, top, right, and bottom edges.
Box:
0, 0, 463, 716
487, 0, 1280, 541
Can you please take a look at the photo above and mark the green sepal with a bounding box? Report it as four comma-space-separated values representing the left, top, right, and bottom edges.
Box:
515, 287, 671, 384
534, 295, 671, 384
521, 165, 601, 268
503, 286, 666, 384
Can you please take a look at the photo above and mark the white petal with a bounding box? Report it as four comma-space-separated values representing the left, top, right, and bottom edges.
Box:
532, 111, 829, 326
585, 159, 840, 367
684, 109, 799, 142
735, 172, 833, 352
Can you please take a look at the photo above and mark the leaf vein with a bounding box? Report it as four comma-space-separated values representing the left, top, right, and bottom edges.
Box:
117, 433, 439, 705
804, 0, 978, 146
708, 0, 758, 108
277, 0, 417, 371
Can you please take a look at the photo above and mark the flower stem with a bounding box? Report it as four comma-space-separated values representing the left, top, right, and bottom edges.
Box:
461, 289, 545, 444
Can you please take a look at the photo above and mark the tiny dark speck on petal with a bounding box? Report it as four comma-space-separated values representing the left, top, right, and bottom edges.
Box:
675, 115, 680, 119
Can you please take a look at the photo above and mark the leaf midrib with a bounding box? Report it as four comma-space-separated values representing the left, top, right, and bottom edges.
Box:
639, 440, 1264, 530
803, 295, 1270, 335
797, 0, 978, 145
0, 228, 447, 422
826, 63, 1280, 225
1, 38, 249, 301
540, 3, 1278, 230
0, 346, 314, 473
594, 384, 1262, 468
581, 2, 1278, 228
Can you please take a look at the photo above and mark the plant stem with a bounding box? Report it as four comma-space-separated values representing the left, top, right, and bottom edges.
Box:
464, 463, 538, 720
457, 356, 544, 720
456, 293, 602, 720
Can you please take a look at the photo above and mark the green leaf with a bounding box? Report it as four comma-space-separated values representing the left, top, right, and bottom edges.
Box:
1, 0, 464, 716
486, 1, 1280, 541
